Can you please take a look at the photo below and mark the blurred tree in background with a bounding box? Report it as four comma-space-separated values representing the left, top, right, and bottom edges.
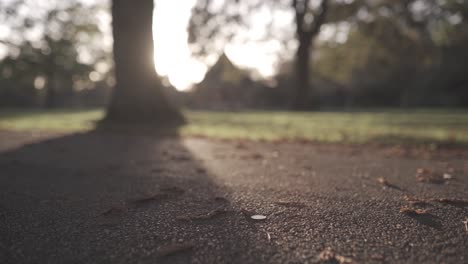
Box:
0, 0, 112, 108
0, 0, 466, 111
189, 0, 468, 109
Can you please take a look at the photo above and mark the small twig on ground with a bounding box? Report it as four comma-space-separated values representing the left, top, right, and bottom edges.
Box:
376, 177, 404, 191
402, 195, 430, 206
157, 242, 194, 257
399, 205, 429, 216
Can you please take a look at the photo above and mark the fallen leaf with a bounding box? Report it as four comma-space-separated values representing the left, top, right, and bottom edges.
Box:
376, 177, 403, 191
416, 168, 445, 184
399, 205, 429, 215
318, 247, 354, 264
370, 253, 385, 261
463, 218, 468, 232
157, 242, 194, 257
402, 195, 429, 206
377, 177, 389, 186
433, 198, 468, 207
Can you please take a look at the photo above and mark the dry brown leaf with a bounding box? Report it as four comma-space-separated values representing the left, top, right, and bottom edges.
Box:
377, 177, 389, 186
376, 177, 403, 190
416, 168, 445, 184
157, 242, 194, 257
463, 218, 468, 232
318, 247, 354, 264
402, 195, 418, 202
402, 195, 429, 206
433, 198, 468, 207
400, 205, 429, 215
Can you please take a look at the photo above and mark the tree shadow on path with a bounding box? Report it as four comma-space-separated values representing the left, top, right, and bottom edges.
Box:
0, 127, 275, 264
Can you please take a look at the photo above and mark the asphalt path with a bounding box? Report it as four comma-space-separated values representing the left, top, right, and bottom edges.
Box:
1, 130, 467, 263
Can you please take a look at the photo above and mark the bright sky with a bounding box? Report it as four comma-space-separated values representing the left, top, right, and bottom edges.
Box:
153, 0, 289, 91
153, 0, 206, 91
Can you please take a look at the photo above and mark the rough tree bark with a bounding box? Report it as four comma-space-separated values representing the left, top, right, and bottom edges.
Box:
292, 0, 328, 110
105, 0, 184, 125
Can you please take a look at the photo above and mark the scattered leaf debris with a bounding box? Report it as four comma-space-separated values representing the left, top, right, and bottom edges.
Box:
318, 247, 354, 264
377, 177, 390, 186
399, 205, 429, 215
376, 177, 403, 191
433, 198, 468, 207
415, 168, 445, 184
157, 242, 194, 257
402, 195, 430, 206
370, 253, 385, 261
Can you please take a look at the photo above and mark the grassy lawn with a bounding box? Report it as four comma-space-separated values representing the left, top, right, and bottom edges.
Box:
1, 108, 468, 145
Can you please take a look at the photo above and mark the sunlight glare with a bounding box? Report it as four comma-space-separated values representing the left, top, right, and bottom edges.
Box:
153, 0, 206, 91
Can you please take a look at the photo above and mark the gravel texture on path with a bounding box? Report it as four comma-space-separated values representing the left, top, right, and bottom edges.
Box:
1, 130, 467, 263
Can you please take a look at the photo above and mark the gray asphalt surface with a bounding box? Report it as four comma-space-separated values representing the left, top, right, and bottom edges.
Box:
0, 130, 467, 263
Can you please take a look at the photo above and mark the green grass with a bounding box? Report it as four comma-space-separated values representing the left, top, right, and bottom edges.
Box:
1, 108, 468, 145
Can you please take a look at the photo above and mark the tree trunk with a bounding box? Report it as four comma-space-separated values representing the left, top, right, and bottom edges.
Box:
105, 0, 183, 125
292, 37, 311, 110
